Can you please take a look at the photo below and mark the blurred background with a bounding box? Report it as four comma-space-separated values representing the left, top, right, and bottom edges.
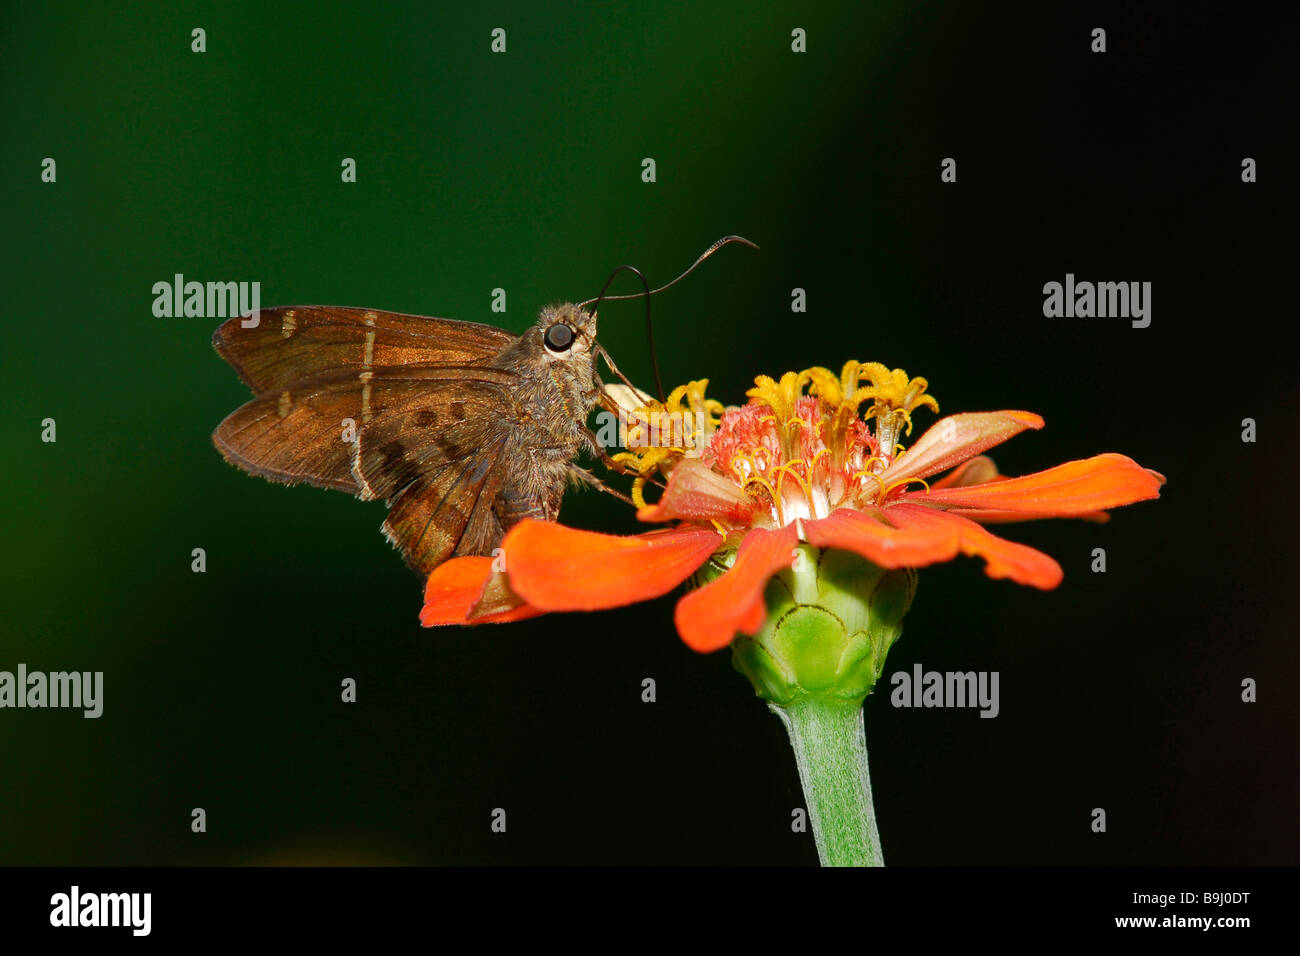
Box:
1, 1, 1296, 864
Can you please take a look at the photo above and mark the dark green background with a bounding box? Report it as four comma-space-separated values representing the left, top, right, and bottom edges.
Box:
2, 1, 1296, 864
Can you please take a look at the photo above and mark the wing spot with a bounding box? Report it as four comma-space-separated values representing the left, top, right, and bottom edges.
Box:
361, 381, 373, 423
281, 309, 298, 338
363, 311, 378, 326
278, 391, 291, 417
380, 441, 407, 471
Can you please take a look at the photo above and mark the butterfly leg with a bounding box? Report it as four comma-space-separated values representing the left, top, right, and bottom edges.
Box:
581, 427, 667, 491
566, 464, 635, 505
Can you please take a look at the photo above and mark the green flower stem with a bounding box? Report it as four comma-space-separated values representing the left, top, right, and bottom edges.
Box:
773, 696, 883, 867
718, 544, 912, 866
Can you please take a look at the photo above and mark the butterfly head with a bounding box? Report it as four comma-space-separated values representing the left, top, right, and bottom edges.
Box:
536, 303, 597, 361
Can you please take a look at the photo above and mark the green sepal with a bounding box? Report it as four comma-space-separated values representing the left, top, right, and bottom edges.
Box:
731, 544, 916, 706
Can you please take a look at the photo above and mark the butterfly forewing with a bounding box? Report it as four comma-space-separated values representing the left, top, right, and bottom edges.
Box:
212, 306, 516, 394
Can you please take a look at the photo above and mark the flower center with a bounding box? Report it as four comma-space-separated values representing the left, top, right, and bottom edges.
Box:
708, 364, 938, 526
706, 398, 843, 524
613, 363, 938, 529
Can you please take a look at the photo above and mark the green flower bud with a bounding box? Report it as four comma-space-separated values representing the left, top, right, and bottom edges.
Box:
731, 545, 916, 707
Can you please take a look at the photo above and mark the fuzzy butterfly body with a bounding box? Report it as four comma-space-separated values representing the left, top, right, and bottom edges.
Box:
212, 303, 602, 576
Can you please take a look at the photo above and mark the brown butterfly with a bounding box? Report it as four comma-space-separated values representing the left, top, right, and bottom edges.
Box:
211, 237, 755, 577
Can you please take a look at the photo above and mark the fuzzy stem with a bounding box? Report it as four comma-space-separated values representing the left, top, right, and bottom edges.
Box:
773, 697, 883, 866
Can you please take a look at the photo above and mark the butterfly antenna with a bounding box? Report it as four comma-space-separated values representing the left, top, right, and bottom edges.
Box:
584, 263, 665, 402
580, 235, 759, 403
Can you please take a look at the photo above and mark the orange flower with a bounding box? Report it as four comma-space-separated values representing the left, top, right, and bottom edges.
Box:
421, 363, 1164, 651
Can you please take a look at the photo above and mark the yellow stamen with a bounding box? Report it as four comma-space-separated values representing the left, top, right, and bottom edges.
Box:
746, 372, 803, 422
857, 364, 939, 461
629, 475, 650, 510
772, 462, 813, 504
741, 474, 784, 525
614, 378, 719, 479
881, 476, 931, 498
728, 449, 763, 480
851, 469, 887, 498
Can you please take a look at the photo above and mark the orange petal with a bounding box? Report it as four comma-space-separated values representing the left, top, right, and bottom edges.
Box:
420, 557, 543, 626
885, 505, 1063, 588
636, 458, 755, 524
903, 453, 1164, 516
802, 504, 1063, 589
942, 507, 1110, 524
802, 507, 958, 568
877, 411, 1044, 487
930, 455, 1004, 489
674, 524, 800, 652
504, 521, 722, 611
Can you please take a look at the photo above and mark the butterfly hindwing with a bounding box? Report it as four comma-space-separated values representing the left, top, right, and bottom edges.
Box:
349, 375, 515, 501
213, 377, 369, 493
381, 437, 510, 575
213, 364, 518, 496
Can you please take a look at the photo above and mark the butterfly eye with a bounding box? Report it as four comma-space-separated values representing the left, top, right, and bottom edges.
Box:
544, 322, 575, 352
